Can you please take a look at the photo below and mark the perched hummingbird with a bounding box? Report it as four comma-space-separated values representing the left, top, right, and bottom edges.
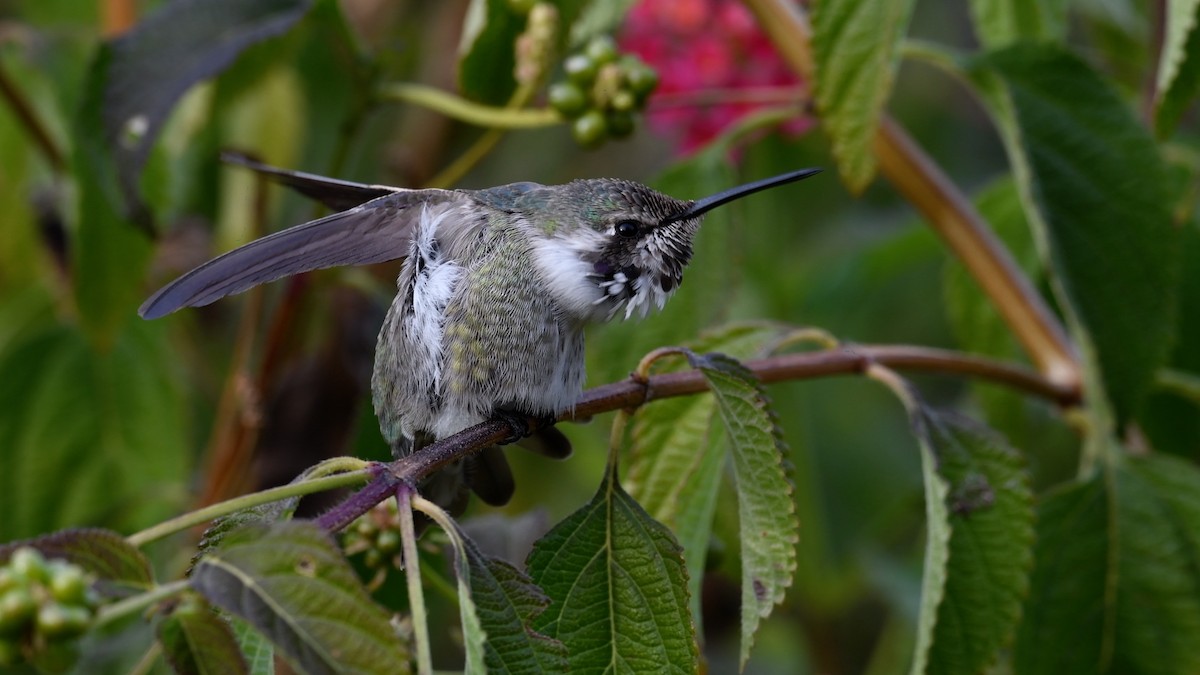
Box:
140, 157, 820, 515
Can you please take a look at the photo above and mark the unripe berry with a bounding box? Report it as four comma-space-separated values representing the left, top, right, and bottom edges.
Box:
548, 82, 588, 118
571, 110, 607, 148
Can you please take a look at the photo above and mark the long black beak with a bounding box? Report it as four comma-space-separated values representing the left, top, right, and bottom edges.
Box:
663, 167, 822, 224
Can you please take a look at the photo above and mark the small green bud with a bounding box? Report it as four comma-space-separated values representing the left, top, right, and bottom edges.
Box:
584, 35, 619, 65
624, 62, 660, 101
548, 82, 588, 118
375, 529, 401, 555
563, 54, 597, 86
48, 567, 87, 606
0, 587, 36, 634
572, 110, 607, 148
8, 548, 48, 584
606, 110, 635, 138
363, 548, 383, 570
611, 89, 637, 112
36, 602, 91, 639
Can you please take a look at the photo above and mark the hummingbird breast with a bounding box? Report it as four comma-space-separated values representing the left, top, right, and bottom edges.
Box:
371, 205, 586, 448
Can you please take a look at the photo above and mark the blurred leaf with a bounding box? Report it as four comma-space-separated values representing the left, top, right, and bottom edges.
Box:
527, 464, 698, 674
690, 352, 796, 669
0, 528, 152, 594
190, 521, 407, 675
1014, 454, 1200, 674
97, 0, 312, 221
157, 594, 250, 675
811, 0, 917, 191
905, 408, 1034, 675
968, 0, 1068, 48
969, 43, 1180, 427
1155, 0, 1200, 136
443, 519, 566, 674
628, 323, 786, 633
232, 617, 276, 675
0, 320, 188, 541
568, 0, 639, 46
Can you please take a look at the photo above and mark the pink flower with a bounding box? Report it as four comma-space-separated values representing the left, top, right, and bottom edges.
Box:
619, 0, 811, 154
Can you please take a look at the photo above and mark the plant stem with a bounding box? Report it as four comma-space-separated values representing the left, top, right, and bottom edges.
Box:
94, 579, 190, 628
741, 0, 1081, 393
397, 486, 433, 675
377, 82, 561, 129
127, 468, 373, 547
0, 63, 66, 172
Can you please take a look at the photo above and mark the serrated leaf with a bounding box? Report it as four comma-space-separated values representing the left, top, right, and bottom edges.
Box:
190, 520, 407, 675
1155, 0, 1200, 135
527, 465, 698, 674
811, 0, 917, 191
691, 352, 797, 670
904, 408, 1034, 675
96, 0, 312, 221
157, 595, 250, 675
968, 44, 1180, 427
0, 321, 188, 541
1014, 454, 1200, 674
232, 617, 276, 675
628, 323, 787, 635
967, 0, 1068, 48
444, 521, 567, 674
0, 528, 153, 594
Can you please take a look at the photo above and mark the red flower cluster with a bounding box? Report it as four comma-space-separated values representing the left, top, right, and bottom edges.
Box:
618, 0, 810, 154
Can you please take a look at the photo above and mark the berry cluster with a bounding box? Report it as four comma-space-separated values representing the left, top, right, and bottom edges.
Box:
548, 35, 660, 148
342, 500, 403, 578
0, 548, 98, 668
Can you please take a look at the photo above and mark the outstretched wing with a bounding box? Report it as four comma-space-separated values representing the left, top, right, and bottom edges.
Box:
139, 188, 467, 319
220, 152, 399, 211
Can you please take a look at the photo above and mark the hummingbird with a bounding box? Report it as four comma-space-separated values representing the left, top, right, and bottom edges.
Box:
140, 156, 820, 516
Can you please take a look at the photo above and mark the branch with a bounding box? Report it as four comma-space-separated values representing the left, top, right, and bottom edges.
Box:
315, 344, 1078, 532
0, 62, 66, 172
377, 82, 561, 130
740, 0, 1082, 392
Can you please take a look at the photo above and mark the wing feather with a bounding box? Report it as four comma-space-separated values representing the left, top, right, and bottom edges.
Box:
139, 190, 465, 318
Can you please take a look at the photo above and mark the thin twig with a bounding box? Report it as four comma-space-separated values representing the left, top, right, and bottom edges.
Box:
316, 344, 1079, 532
0, 62, 66, 172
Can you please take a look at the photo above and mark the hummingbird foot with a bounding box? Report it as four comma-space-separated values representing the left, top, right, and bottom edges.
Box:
492, 409, 556, 444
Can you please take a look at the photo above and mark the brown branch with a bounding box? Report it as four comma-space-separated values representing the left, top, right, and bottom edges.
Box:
318, 344, 1078, 531
0, 63, 66, 172
740, 0, 1082, 394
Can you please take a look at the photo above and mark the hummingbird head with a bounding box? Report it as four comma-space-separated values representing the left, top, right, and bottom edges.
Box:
520, 168, 822, 323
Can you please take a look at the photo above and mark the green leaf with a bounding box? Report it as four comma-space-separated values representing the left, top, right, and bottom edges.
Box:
968, 43, 1180, 427
1014, 454, 1200, 674
232, 617, 276, 675
157, 594, 250, 675
0, 528, 153, 594
96, 0, 313, 221
190, 521, 408, 675
967, 0, 1068, 48
527, 465, 698, 674
1155, 0, 1200, 135
905, 408, 1034, 675
811, 0, 917, 191
443, 521, 567, 674
628, 323, 786, 635
691, 352, 797, 669
0, 321, 188, 541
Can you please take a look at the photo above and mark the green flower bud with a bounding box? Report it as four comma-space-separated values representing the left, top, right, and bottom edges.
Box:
548, 82, 588, 118
37, 602, 91, 639
624, 62, 660, 101
611, 89, 637, 112
8, 548, 48, 584
584, 35, 618, 66
606, 110, 635, 139
375, 529, 401, 555
572, 110, 608, 149
47, 566, 88, 607
0, 587, 36, 634
563, 54, 597, 86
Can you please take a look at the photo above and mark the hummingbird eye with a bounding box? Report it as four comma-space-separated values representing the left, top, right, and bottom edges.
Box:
615, 220, 640, 239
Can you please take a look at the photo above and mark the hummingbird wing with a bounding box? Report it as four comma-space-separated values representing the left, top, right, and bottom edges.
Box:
139, 189, 469, 319
220, 152, 399, 211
